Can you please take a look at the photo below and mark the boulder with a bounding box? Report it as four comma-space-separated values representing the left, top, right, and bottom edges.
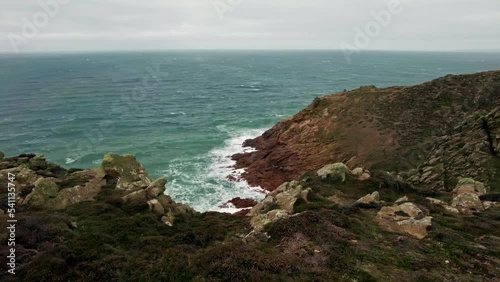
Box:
317, 163, 349, 182
23, 178, 59, 206
249, 181, 309, 216
148, 199, 165, 215
158, 197, 196, 227
395, 196, 409, 204
452, 178, 487, 196
376, 202, 432, 239
426, 197, 459, 214
356, 191, 380, 205
101, 153, 152, 190
451, 193, 484, 214
146, 177, 167, 198
122, 189, 148, 203
0, 151, 4, 160
0, 166, 39, 199
248, 181, 311, 231
398, 202, 424, 218
28, 155, 48, 171
359, 172, 371, 181
161, 214, 175, 227
351, 167, 364, 176
156, 194, 196, 225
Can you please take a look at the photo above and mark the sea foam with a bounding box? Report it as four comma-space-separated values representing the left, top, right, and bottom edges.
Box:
162, 128, 267, 213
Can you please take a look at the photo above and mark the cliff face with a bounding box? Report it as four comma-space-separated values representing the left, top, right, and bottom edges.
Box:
233, 71, 500, 191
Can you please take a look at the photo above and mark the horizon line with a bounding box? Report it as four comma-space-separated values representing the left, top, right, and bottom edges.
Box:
1, 48, 500, 55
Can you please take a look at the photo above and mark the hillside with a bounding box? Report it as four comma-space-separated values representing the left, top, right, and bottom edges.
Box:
233, 70, 500, 192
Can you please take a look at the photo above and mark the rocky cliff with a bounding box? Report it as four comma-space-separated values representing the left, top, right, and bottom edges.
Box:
233, 71, 500, 192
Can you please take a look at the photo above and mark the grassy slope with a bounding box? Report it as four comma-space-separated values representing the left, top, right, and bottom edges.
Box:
1, 170, 499, 282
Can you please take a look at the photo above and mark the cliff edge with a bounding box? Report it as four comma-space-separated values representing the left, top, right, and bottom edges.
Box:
233, 70, 500, 192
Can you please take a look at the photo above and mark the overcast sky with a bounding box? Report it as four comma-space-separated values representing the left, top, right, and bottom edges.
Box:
0, 0, 499, 53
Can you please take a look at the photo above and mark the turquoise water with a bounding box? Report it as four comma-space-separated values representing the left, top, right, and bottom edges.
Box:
1, 50, 499, 211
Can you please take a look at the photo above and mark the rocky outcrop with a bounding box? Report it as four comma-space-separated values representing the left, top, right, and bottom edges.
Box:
121, 175, 195, 226
423, 178, 490, 215
248, 181, 311, 231
22, 178, 59, 206
452, 178, 487, 196
0, 152, 194, 226
232, 71, 500, 191
101, 153, 152, 190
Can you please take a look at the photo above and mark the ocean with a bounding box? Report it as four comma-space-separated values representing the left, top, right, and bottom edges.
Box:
1, 50, 499, 212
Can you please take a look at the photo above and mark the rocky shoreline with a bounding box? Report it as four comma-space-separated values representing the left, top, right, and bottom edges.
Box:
1, 70, 500, 281
232, 70, 500, 192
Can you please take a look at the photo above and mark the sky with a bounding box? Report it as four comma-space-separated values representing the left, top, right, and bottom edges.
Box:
0, 0, 499, 53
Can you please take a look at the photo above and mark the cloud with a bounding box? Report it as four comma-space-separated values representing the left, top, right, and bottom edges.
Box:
0, 0, 499, 52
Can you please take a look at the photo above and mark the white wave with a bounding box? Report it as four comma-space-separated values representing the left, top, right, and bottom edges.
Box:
65, 158, 76, 164
162, 128, 267, 213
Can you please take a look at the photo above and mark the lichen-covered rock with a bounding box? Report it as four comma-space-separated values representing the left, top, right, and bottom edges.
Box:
23, 178, 59, 206
249, 181, 309, 216
376, 202, 432, 239
451, 193, 484, 214
356, 191, 380, 205
146, 177, 167, 198
0, 165, 39, 200
48, 169, 106, 209
317, 163, 349, 182
248, 181, 311, 231
101, 153, 152, 190
28, 155, 48, 171
452, 178, 487, 196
